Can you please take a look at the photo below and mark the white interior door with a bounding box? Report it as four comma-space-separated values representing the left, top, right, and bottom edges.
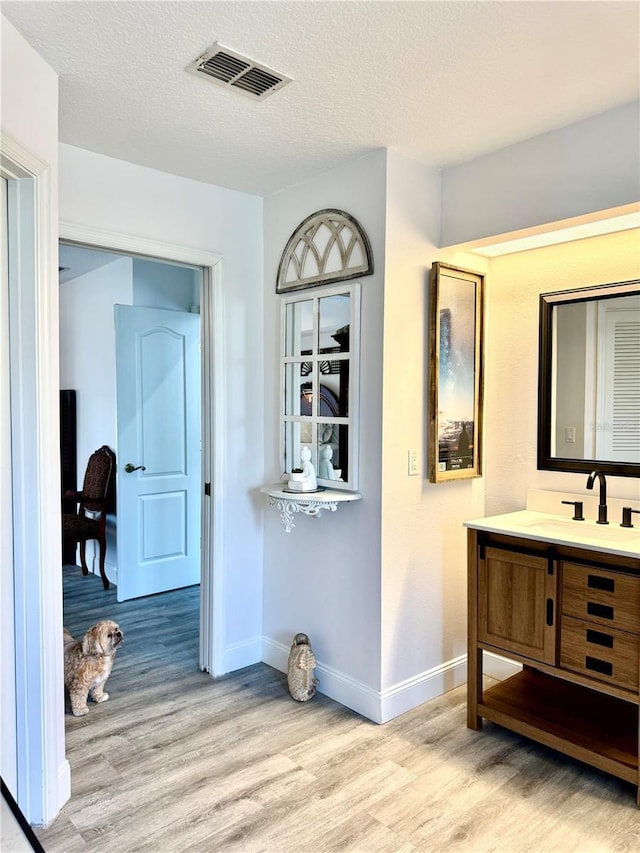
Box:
115, 305, 201, 601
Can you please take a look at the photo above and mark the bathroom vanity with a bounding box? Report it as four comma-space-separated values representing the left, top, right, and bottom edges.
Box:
465, 509, 640, 805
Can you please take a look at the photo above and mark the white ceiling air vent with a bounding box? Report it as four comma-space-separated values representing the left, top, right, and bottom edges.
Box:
188, 42, 292, 101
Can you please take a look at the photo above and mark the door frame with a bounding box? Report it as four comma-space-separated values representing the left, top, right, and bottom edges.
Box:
2, 130, 70, 823
59, 223, 226, 675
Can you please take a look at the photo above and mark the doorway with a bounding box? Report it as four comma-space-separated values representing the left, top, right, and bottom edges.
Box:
59, 224, 225, 677
59, 243, 202, 602
3, 153, 226, 822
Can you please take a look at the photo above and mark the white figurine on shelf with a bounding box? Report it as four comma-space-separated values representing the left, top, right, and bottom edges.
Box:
288, 446, 317, 492
318, 445, 342, 481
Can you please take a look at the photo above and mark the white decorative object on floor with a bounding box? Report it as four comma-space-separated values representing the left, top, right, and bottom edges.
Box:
287, 633, 318, 702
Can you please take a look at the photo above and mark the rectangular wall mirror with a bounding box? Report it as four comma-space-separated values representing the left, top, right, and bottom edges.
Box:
281, 282, 360, 490
538, 278, 640, 476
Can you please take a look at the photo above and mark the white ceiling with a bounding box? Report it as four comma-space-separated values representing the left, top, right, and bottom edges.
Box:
3, 1, 639, 197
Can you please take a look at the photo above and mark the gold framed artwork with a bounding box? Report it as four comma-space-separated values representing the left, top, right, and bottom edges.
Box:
429, 262, 485, 483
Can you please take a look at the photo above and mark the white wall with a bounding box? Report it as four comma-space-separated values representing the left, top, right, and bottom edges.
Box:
59, 254, 198, 475
441, 101, 640, 246
59, 258, 132, 579
0, 18, 58, 159
381, 151, 488, 719
262, 150, 387, 719
485, 227, 640, 515
1, 13, 67, 823
261, 145, 640, 729
262, 149, 491, 724
60, 257, 133, 474
133, 257, 199, 311
59, 143, 265, 672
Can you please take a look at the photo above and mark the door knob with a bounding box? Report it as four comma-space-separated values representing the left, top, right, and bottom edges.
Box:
124, 463, 146, 473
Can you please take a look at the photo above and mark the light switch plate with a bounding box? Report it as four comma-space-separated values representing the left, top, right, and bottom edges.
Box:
408, 449, 419, 476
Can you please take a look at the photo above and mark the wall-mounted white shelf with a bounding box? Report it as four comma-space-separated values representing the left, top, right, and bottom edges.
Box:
261, 484, 362, 533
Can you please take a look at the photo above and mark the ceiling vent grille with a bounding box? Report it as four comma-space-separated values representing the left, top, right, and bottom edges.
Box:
188, 42, 292, 100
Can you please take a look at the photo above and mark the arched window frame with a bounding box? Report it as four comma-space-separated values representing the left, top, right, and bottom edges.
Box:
276, 209, 373, 294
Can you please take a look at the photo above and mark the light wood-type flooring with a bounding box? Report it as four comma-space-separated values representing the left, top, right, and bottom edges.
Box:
35, 566, 640, 853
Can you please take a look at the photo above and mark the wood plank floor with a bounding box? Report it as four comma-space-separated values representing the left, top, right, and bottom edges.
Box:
35, 566, 640, 852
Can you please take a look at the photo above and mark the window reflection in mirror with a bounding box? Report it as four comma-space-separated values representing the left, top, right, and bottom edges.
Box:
284, 364, 307, 417
552, 294, 640, 463
285, 299, 313, 357
317, 422, 347, 482
281, 283, 360, 490
284, 421, 303, 471
318, 294, 350, 353
538, 279, 640, 476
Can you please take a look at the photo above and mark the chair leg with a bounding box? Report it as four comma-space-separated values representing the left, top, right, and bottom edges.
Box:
79, 541, 89, 575
98, 537, 109, 590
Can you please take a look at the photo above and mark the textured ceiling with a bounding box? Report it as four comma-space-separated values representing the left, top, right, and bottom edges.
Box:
3, 1, 639, 197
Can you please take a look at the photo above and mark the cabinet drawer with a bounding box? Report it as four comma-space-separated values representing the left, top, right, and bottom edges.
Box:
561, 563, 640, 634
560, 616, 639, 690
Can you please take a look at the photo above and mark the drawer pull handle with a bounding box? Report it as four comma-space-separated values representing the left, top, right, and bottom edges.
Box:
546, 598, 554, 627
585, 656, 613, 676
587, 574, 614, 592
587, 602, 614, 620
586, 629, 614, 648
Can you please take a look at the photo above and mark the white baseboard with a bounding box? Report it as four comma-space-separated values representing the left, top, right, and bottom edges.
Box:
380, 655, 467, 723
262, 639, 478, 724
56, 759, 71, 816
259, 637, 290, 675
261, 637, 382, 721
222, 637, 262, 673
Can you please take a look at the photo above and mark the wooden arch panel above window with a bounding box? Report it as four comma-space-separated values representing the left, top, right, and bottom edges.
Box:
276, 209, 373, 293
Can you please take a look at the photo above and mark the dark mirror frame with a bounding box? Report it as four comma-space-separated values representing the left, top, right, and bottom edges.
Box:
537, 278, 640, 478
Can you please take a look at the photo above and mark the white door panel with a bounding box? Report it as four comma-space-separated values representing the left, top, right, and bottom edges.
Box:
116, 305, 201, 601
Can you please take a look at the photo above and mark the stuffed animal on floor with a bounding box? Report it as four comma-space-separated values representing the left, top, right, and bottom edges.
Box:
287, 632, 318, 702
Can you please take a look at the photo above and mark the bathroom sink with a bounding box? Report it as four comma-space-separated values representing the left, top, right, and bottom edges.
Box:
464, 510, 640, 558
518, 517, 637, 542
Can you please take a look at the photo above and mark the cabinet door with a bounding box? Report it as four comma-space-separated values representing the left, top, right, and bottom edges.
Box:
478, 546, 557, 665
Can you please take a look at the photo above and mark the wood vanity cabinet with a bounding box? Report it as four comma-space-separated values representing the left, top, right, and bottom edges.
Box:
468, 528, 640, 806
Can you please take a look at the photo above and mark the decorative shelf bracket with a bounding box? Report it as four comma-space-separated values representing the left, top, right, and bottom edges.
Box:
267, 495, 337, 532
260, 485, 361, 533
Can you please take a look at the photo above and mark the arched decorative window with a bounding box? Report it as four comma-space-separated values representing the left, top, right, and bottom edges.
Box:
276, 209, 373, 293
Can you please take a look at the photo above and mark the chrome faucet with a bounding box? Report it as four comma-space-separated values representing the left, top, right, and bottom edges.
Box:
586, 470, 608, 524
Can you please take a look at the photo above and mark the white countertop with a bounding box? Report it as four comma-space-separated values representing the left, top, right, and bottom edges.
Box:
464, 509, 640, 559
